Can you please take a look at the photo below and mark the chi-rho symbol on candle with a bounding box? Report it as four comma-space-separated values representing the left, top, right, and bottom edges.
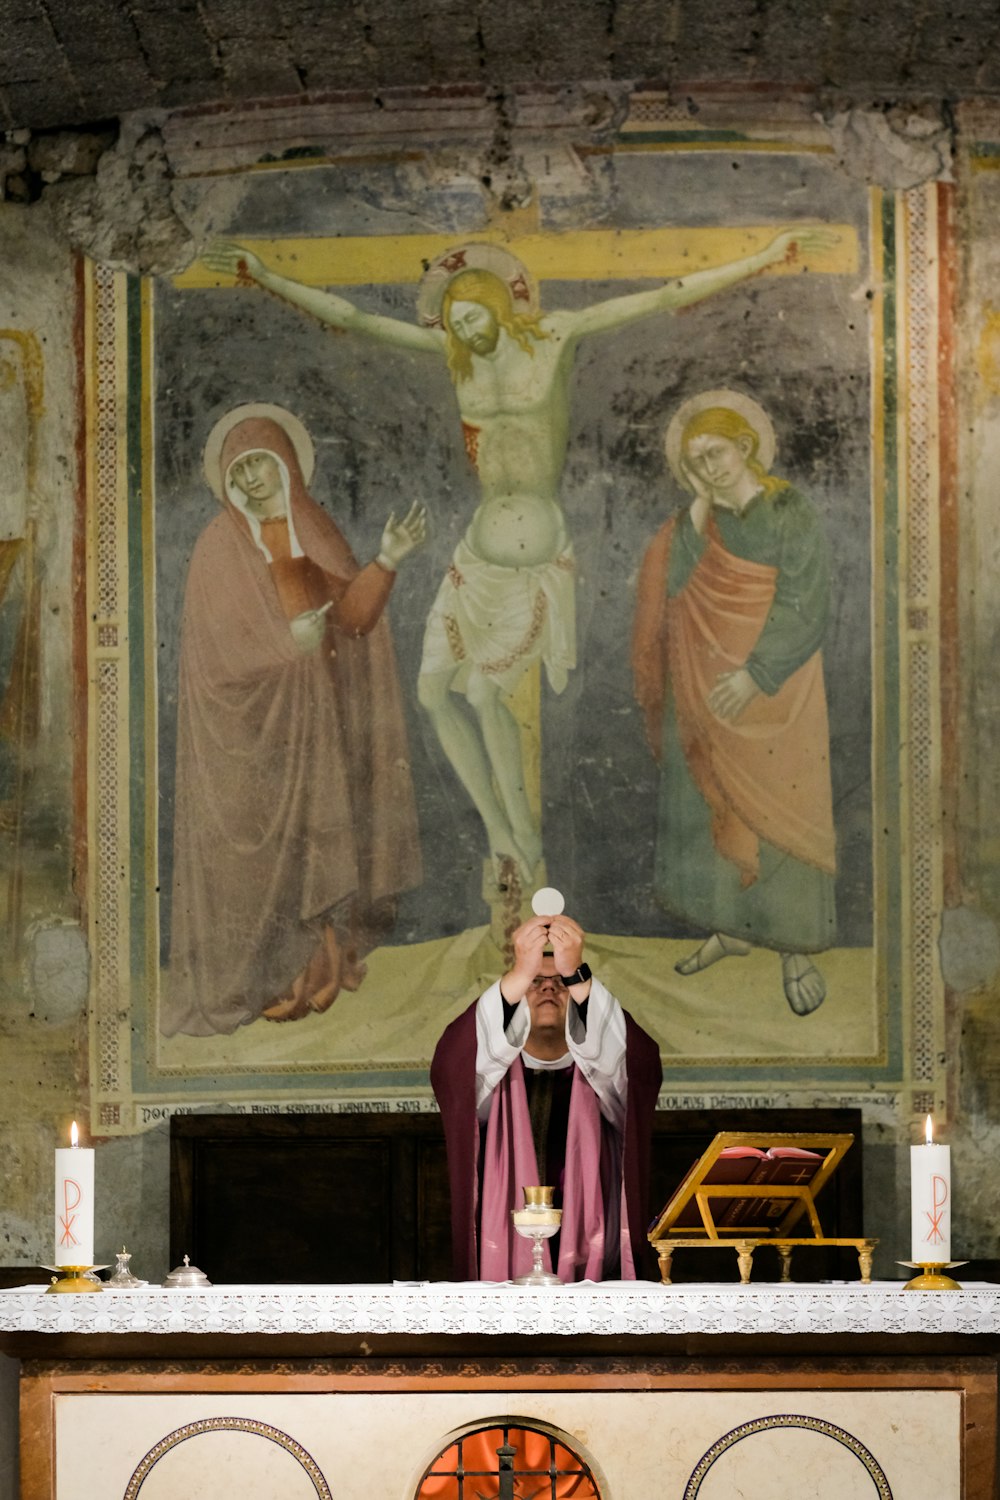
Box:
910, 1113, 951, 1265
54, 1120, 95, 1268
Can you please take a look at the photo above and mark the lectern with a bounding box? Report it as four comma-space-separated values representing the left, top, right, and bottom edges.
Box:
647, 1130, 879, 1284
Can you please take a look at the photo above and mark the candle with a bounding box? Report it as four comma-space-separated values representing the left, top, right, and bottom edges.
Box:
910, 1114, 951, 1265
54, 1121, 95, 1268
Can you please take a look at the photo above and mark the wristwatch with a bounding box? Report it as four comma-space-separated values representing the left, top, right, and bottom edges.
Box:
559, 962, 592, 987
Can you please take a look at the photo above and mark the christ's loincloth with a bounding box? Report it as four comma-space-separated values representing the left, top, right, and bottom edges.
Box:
420, 532, 576, 695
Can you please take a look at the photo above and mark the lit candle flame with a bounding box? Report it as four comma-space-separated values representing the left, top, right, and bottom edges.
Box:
924, 1114, 933, 1145
70, 1120, 79, 1148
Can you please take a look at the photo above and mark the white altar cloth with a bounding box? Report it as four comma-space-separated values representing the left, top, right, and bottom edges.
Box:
1, 1281, 999, 1338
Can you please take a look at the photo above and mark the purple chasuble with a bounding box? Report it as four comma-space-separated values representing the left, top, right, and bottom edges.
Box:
430, 999, 662, 1282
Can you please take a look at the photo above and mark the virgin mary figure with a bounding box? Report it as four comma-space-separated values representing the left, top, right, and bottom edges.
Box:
161, 403, 425, 1036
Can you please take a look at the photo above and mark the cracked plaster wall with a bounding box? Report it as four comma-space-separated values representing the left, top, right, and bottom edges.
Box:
0, 93, 963, 272
0, 212, 81, 1264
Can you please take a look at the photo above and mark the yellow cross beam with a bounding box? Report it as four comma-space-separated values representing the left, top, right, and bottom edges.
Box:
174, 223, 858, 290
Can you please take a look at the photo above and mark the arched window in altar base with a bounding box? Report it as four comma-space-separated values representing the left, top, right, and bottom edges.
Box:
414, 1420, 604, 1500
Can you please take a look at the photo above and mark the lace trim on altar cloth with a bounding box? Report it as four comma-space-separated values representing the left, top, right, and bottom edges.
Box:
1, 1283, 999, 1337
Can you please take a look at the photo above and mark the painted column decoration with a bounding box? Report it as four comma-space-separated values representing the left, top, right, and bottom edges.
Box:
54, 1121, 95, 1267
910, 1114, 951, 1265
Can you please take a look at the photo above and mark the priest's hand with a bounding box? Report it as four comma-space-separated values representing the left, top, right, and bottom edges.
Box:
501, 916, 552, 1002
546, 914, 586, 980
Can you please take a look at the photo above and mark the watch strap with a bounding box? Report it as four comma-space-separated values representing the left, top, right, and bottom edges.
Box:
559, 962, 592, 987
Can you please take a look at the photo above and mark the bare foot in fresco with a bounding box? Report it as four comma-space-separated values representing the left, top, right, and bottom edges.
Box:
306, 983, 339, 1013
675, 932, 751, 975
261, 928, 344, 1021
781, 952, 827, 1015
340, 956, 368, 993
261, 991, 311, 1022
306, 926, 343, 1013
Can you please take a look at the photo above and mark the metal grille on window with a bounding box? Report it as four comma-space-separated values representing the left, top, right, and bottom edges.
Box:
416, 1422, 600, 1499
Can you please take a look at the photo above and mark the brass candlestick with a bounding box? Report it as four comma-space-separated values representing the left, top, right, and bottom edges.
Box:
44, 1265, 106, 1294
511, 1185, 562, 1287
899, 1260, 966, 1290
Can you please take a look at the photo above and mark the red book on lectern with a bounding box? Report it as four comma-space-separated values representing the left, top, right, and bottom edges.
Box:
667, 1145, 766, 1230
716, 1147, 824, 1230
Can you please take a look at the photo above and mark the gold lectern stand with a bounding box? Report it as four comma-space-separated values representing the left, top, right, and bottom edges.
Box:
647, 1131, 878, 1285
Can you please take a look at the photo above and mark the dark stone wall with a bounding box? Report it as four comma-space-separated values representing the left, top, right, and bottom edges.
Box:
3, 0, 1000, 134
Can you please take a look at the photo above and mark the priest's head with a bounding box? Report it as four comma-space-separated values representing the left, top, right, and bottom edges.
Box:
523, 958, 569, 1059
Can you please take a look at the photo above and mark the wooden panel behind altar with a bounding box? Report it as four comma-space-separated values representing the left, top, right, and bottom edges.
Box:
170, 1107, 863, 1284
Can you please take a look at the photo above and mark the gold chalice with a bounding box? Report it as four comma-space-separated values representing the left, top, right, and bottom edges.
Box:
511, 1185, 562, 1287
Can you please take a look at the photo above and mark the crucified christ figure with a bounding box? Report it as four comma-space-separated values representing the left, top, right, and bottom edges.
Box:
203, 227, 837, 884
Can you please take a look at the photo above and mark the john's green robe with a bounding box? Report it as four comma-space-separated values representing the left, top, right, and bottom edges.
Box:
639, 486, 837, 954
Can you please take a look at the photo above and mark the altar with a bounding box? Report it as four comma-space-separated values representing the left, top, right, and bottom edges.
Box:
2, 1281, 998, 1498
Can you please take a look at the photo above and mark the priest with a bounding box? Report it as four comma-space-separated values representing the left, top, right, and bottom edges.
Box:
431, 913, 662, 1282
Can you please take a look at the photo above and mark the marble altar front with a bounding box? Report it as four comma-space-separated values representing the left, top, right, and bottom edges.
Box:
1, 1282, 997, 1499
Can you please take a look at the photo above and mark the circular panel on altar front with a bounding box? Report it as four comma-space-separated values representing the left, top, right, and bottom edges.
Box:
123, 1417, 332, 1500
685, 1414, 893, 1499
414, 1419, 604, 1499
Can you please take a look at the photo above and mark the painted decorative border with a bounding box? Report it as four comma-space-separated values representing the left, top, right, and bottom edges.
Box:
897, 185, 947, 1119
683, 1412, 893, 1498
85, 261, 132, 1135
122, 1416, 333, 1499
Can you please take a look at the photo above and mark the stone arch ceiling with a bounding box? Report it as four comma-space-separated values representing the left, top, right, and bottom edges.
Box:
1, 0, 1000, 131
